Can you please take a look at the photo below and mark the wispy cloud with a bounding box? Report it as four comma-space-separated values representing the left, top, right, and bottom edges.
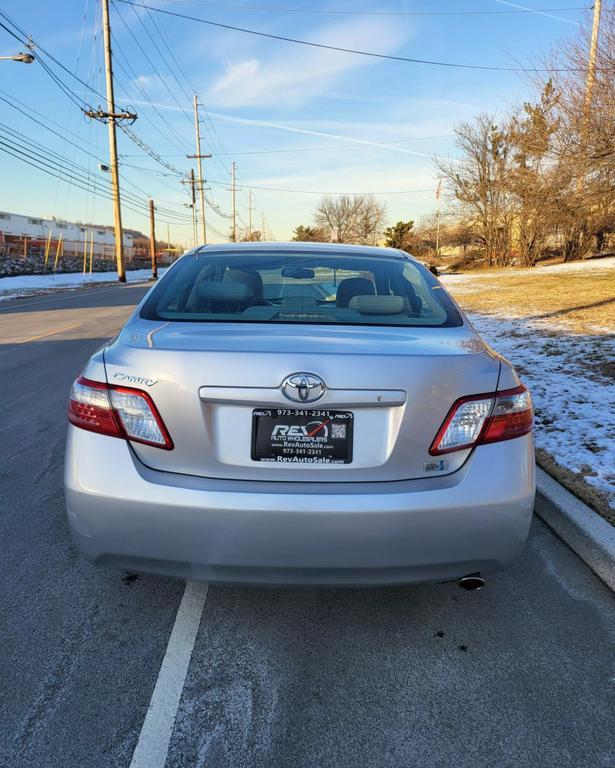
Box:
117, 97, 435, 157
132, 74, 158, 91
494, 0, 578, 25
206, 14, 413, 108
206, 111, 431, 157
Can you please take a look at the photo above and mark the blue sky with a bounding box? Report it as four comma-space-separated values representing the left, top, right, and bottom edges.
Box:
0, 0, 589, 244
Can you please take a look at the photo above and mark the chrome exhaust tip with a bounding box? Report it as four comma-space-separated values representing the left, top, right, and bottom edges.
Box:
458, 574, 485, 591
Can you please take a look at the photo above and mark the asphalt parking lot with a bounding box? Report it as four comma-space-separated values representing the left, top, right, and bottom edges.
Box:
1, 284, 614, 768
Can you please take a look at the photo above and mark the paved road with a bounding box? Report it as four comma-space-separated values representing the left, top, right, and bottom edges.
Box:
0, 284, 614, 768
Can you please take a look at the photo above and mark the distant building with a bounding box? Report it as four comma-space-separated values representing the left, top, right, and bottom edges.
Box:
0, 210, 143, 260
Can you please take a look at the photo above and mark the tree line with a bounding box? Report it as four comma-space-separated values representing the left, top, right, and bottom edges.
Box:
292, 12, 614, 266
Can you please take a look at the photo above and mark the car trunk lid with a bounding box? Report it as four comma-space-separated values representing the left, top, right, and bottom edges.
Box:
103, 320, 500, 482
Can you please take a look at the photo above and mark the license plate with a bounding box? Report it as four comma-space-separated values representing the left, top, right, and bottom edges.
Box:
251, 409, 353, 464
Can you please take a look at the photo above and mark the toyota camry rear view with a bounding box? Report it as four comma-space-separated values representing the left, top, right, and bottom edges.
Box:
65, 243, 535, 587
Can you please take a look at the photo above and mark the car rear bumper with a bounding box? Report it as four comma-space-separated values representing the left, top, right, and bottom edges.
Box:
64, 427, 535, 586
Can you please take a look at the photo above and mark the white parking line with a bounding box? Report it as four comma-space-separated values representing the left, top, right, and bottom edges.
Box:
129, 581, 209, 768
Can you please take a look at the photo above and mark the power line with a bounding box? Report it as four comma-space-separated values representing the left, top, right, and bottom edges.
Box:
1, 7, 233, 221
114, 1, 194, 125
118, 124, 232, 219
0, 10, 204, 233
80, 0, 99, 229
148, 12, 196, 95
201, 136, 454, 156
37, 56, 92, 110
156, 0, 592, 16
0, 123, 195, 224
113, 1, 233, 213
118, 117, 439, 198
0, 10, 107, 106
206, 178, 437, 196
0, 125, 193, 221
0, 131, 106, 203
3, 84, 448, 188
201, 112, 233, 175
0, 138, 156, 222
144, 7, 194, 102
112, 48, 192, 153
114, 0, 594, 72
117, 134, 453, 158
0, 94, 105, 169
0, 18, 26, 44
114, 0, 237, 179
119, 0, 236, 178
133, 8, 237, 218
0, 88, 196, 216
118, 124, 184, 176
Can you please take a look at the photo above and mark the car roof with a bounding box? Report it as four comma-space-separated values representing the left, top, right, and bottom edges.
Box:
196, 241, 410, 259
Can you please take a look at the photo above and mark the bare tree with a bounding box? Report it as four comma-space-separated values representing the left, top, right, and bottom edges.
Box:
530, 9, 615, 259
561, 12, 613, 258
447, 221, 477, 260
240, 230, 262, 242
314, 194, 387, 245
433, 64, 612, 267
354, 194, 388, 245
506, 82, 561, 265
435, 114, 514, 266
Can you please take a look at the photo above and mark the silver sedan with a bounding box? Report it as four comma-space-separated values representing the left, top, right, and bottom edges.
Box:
65, 243, 535, 587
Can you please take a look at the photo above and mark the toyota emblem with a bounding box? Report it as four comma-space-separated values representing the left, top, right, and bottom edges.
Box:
282, 373, 326, 403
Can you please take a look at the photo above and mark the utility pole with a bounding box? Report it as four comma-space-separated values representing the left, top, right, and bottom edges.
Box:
261, 212, 266, 242
435, 178, 442, 260
576, 0, 602, 199
100, 0, 128, 282
188, 95, 211, 245
180, 169, 198, 247
231, 162, 237, 242
583, 0, 602, 120
190, 169, 197, 247
149, 199, 158, 280
86, 1, 136, 281
248, 188, 253, 240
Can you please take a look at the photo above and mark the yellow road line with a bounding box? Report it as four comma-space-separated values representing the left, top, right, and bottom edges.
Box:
16, 322, 83, 344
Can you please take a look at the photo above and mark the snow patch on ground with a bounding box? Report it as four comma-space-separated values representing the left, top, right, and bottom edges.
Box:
440, 256, 615, 285
0, 268, 165, 301
467, 312, 615, 507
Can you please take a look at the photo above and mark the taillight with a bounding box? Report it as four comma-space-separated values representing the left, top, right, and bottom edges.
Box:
68, 376, 173, 449
429, 385, 532, 455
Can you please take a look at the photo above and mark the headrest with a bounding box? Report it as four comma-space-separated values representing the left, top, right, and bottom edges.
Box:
336, 277, 376, 307
196, 281, 254, 303
223, 268, 263, 302
349, 295, 410, 315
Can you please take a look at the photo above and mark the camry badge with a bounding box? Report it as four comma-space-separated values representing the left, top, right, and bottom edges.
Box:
113, 372, 158, 387
282, 373, 326, 403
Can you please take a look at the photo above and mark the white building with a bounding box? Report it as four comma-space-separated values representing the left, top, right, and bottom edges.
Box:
0, 210, 136, 258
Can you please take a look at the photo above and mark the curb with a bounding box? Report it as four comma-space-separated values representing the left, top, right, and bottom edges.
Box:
535, 467, 615, 592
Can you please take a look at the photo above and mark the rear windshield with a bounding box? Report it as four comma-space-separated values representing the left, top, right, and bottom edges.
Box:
140, 250, 462, 328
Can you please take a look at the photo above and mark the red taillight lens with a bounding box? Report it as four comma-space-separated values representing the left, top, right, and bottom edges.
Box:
480, 386, 533, 444
68, 378, 121, 437
429, 385, 533, 455
68, 376, 173, 449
